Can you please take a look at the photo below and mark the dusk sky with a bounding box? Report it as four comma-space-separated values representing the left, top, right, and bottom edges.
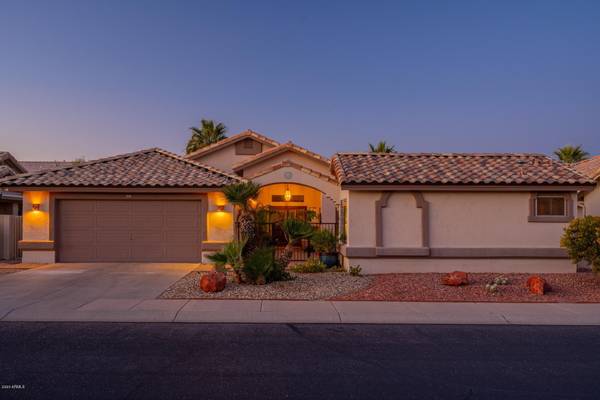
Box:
1, 0, 599, 161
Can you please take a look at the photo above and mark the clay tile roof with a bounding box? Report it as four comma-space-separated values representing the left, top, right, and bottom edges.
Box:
573, 156, 600, 180
19, 160, 76, 173
232, 141, 329, 172
0, 148, 242, 189
185, 129, 280, 159
331, 153, 596, 186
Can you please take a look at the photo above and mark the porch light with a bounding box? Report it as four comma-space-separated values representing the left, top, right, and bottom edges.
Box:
284, 185, 292, 202
216, 205, 225, 212
32, 203, 41, 211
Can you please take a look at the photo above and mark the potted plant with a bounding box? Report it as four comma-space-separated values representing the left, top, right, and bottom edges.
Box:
311, 229, 338, 268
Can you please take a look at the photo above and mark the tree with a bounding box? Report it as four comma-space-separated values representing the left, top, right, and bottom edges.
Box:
186, 119, 227, 154
368, 141, 395, 153
554, 145, 589, 164
560, 216, 600, 273
222, 182, 261, 244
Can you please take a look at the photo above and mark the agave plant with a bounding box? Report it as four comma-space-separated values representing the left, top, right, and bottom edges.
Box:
222, 182, 261, 245
280, 218, 314, 267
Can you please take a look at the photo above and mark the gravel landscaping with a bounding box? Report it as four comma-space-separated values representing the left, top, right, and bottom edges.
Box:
332, 272, 600, 303
159, 270, 374, 300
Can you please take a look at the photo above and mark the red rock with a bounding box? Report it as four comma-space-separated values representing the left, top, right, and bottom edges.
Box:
200, 271, 227, 293
442, 271, 469, 286
526, 276, 549, 295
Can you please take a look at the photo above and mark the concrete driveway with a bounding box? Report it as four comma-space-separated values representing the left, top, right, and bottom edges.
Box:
0, 263, 198, 322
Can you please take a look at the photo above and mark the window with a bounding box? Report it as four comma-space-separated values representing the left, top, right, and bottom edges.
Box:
535, 195, 565, 216
528, 193, 572, 222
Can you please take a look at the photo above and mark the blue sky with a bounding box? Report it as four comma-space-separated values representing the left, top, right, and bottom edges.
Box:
1, 0, 599, 161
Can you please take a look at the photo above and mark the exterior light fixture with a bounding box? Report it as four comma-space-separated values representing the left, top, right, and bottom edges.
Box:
284, 185, 292, 202
32, 203, 41, 211
216, 205, 225, 212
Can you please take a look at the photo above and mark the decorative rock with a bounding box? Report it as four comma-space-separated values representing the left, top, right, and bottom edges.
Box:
200, 271, 227, 293
526, 276, 550, 295
442, 271, 469, 286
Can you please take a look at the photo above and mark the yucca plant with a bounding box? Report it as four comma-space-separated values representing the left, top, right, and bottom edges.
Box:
243, 247, 275, 285
280, 218, 314, 267
222, 182, 261, 245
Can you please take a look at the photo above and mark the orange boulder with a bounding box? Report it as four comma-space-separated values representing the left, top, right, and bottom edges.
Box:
526, 276, 550, 295
442, 271, 469, 286
200, 271, 227, 293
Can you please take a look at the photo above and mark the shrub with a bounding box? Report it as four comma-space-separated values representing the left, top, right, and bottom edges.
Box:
349, 265, 362, 276
311, 229, 338, 254
207, 239, 246, 278
560, 216, 600, 273
290, 259, 326, 273
243, 247, 274, 285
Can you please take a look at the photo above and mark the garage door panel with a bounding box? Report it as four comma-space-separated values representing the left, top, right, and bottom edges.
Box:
57, 199, 203, 262
164, 201, 198, 214
96, 230, 131, 244
131, 231, 163, 244
96, 215, 132, 229
60, 230, 95, 245
165, 215, 199, 228
60, 214, 96, 230
132, 201, 164, 215
132, 214, 164, 228
95, 201, 130, 214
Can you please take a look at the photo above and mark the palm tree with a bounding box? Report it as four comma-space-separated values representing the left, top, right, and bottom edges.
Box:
280, 218, 314, 267
186, 119, 227, 154
222, 182, 261, 244
554, 145, 589, 164
369, 141, 395, 153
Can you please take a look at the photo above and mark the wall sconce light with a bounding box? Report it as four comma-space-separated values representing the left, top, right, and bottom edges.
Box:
284, 185, 292, 202
216, 205, 225, 212
32, 203, 41, 211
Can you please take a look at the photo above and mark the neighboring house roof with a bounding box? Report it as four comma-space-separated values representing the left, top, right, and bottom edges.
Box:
185, 129, 280, 159
20, 160, 76, 173
331, 153, 596, 186
573, 156, 600, 181
0, 148, 242, 189
0, 151, 27, 175
232, 141, 330, 173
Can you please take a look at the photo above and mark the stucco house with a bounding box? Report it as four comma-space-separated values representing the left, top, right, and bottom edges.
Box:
0, 130, 596, 273
574, 156, 600, 216
0, 152, 28, 215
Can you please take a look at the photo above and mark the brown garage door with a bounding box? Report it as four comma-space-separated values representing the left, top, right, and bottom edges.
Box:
56, 199, 203, 262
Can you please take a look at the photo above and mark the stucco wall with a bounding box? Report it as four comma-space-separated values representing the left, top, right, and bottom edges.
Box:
347, 190, 574, 248
190, 141, 277, 173
22, 191, 55, 263
206, 192, 234, 242
242, 151, 330, 178
585, 185, 600, 216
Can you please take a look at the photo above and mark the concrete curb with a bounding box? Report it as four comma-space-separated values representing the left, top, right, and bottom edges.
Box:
3, 299, 600, 325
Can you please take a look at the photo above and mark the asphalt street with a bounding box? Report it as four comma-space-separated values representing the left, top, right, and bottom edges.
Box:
1, 322, 599, 399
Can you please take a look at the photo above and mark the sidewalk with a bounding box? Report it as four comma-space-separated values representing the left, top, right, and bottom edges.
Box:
3, 298, 600, 325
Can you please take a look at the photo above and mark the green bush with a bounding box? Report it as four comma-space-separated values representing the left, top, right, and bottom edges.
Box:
206, 239, 246, 277
561, 216, 600, 273
311, 229, 338, 254
243, 247, 274, 285
349, 265, 362, 276
290, 259, 326, 273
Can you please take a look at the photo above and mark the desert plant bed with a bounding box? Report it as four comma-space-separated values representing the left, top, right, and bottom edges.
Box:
332, 272, 600, 303
159, 270, 373, 300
